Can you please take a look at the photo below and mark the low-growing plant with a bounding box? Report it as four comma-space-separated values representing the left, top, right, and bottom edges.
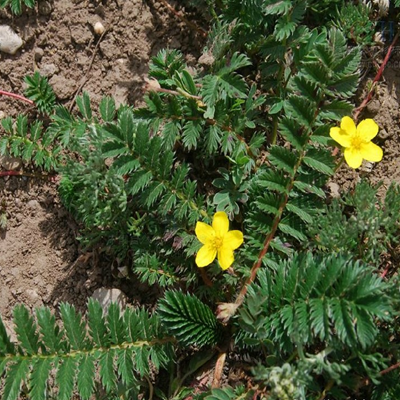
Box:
1, 1, 400, 399
0, 0, 36, 14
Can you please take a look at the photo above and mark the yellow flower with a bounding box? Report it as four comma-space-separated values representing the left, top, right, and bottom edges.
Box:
195, 211, 243, 270
329, 116, 383, 169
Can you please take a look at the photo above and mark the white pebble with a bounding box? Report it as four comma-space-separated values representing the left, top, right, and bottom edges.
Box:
0, 25, 23, 55
93, 22, 105, 35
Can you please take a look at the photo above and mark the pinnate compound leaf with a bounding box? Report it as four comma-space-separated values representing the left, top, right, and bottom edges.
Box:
268, 146, 298, 175
158, 291, 222, 347
303, 148, 334, 176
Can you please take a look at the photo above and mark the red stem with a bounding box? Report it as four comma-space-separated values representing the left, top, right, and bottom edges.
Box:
0, 89, 34, 105
353, 31, 400, 121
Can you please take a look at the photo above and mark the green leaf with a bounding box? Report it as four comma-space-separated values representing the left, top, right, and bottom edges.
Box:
284, 95, 315, 128
56, 358, 76, 400
99, 351, 117, 393
29, 358, 52, 400
77, 354, 95, 400
15, 115, 28, 137
76, 92, 92, 120
279, 214, 307, 242
257, 170, 289, 193
182, 120, 201, 150
279, 117, 308, 150
309, 298, 329, 340
3, 360, 30, 400
36, 307, 63, 353
268, 146, 298, 175
1, 117, 13, 134
303, 148, 334, 175
107, 303, 126, 345
162, 120, 179, 150
286, 200, 313, 224
0, 317, 15, 355
353, 307, 377, 350
13, 304, 39, 355
99, 96, 116, 122
319, 100, 353, 121
117, 348, 136, 386
158, 291, 222, 347
119, 109, 135, 147
328, 74, 359, 97
60, 303, 87, 351
88, 299, 109, 347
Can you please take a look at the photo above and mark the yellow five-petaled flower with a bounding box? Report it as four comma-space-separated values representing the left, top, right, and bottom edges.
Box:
195, 211, 243, 270
329, 116, 383, 169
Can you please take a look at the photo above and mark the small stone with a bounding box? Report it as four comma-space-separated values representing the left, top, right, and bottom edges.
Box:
49, 74, 75, 100
0, 111, 5, 119
34, 47, 44, 62
25, 289, 40, 302
91, 288, 127, 312
327, 182, 340, 198
27, 199, 40, 210
70, 24, 92, 45
0, 25, 23, 55
198, 51, 215, 66
93, 21, 105, 35
366, 100, 380, 115
39, 63, 58, 78
15, 213, 23, 222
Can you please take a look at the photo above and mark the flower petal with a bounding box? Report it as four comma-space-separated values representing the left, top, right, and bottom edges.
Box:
344, 147, 363, 169
212, 211, 229, 237
330, 127, 352, 148
222, 230, 243, 251
196, 244, 217, 267
360, 141, 383, 162
340, 116, 357, 136
195, 221, 215, 245
217, 246, 235, 270
357, 119, 379, 141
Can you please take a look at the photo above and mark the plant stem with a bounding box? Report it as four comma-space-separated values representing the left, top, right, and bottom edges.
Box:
0, 90, 34, 105
234, 148, 306, 308
353, 31, 399, 121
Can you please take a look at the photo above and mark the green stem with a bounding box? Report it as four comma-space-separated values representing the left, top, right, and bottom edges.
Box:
0, 336, 176, 364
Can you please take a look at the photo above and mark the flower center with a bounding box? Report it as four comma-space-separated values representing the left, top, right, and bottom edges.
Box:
350, 135, 364, 150
212, 235, 223, 250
